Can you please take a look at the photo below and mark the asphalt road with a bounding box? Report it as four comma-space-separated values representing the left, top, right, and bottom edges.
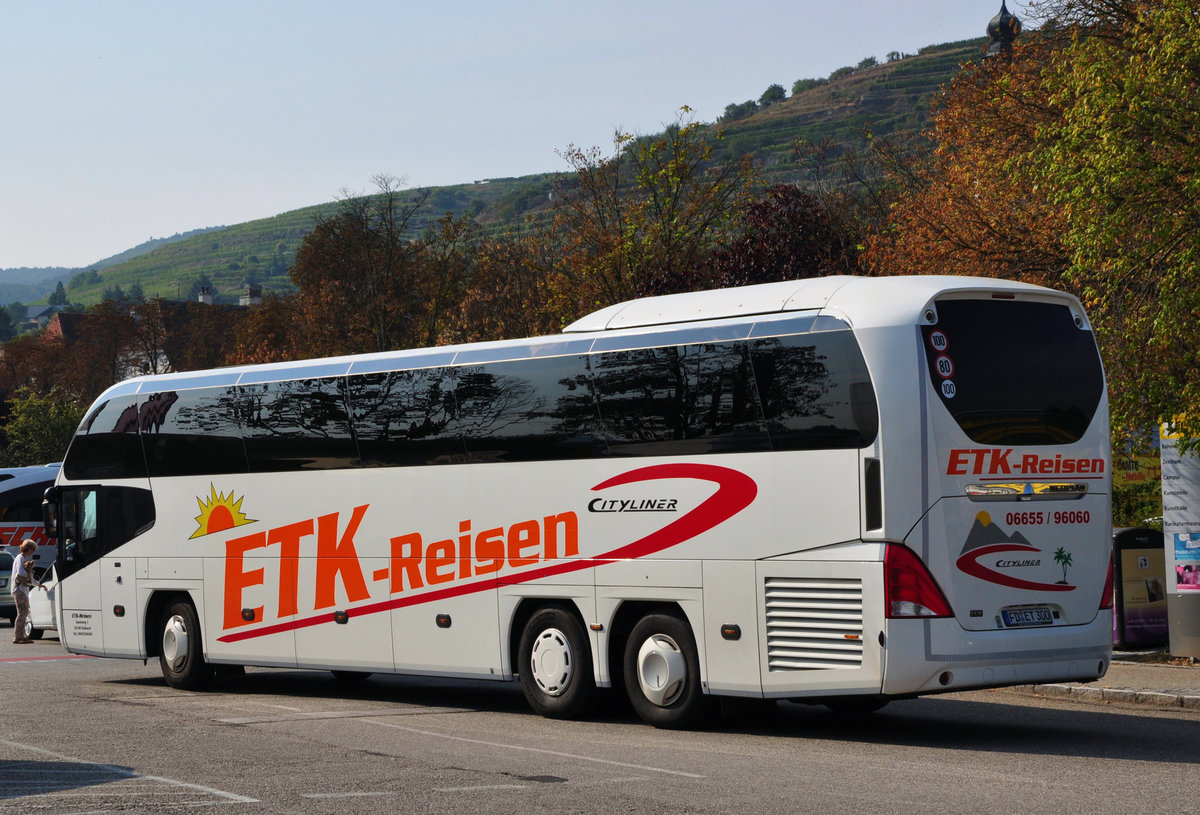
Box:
3, 632, 1199, 815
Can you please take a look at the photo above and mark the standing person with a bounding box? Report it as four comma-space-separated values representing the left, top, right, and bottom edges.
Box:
10, 539, 41, 644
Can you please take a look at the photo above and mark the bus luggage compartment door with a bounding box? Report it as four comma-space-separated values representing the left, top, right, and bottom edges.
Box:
98, 556, 140, 657
755, 560, 884, 697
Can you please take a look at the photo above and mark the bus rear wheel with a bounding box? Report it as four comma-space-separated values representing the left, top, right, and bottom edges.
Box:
159, 600, 213, 690
518, 607, 596, 719
623, 612, 706, 729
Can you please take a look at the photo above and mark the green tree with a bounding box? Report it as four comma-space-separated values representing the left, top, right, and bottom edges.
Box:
0, 388, 84, 466
417, 212, 478, 346
759, 83, 786, 106
551, 108, 759, 313
0, 309, 14, 343
1031, 0, 1200, 446
289, 174, 432, 355
792, 77, 826, 95
48, 281, 67, 306
720, 100, 758, 122
6, 302, 25, 329
187, 275, 213, 302
1052, 546, 1074, 584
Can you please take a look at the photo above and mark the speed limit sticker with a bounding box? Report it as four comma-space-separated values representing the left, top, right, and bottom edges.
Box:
935, 354, 954, 379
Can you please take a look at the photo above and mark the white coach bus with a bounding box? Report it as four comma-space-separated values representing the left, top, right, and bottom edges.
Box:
1, 463, 60, 564
41, 276, 1112, 727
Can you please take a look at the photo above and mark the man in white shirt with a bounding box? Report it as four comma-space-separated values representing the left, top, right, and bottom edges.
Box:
10, 539, 41, 644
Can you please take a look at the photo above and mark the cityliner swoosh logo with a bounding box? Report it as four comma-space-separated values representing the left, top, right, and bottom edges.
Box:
216, 462, 757, 643
955, 544, 1076, 592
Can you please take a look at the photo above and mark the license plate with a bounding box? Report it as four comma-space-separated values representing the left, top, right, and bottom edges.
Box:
1001, 607, 1053, 627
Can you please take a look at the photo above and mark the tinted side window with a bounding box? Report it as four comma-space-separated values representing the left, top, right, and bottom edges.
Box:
55, 485, 154, 577
241, 378, 359, 471
592, 342, 771, 456
64, 395, 147, 480
140, 388, 247, 477
0, 482, 54, 522
348, 369, 466, 466
751, 331, 878, 450
457, 356, 606, 463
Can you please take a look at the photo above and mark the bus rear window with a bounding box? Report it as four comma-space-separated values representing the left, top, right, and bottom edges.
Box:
922, 299, 1104, 445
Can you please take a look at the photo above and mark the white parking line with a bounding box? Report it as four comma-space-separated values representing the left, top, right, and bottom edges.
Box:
218, 706, 465, 725
362, 719, 705, 779
434, 783, 529, 792
300, 791, 394, 798
0, 738, 258, 805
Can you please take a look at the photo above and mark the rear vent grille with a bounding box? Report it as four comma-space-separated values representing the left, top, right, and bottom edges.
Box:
764, 576, 864, 671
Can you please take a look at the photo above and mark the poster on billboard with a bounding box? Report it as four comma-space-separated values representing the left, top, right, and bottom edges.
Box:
1160, 423, 1200, 594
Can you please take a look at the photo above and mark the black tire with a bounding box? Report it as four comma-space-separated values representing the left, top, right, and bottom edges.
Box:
517, 607, 596, 719
159, 600, 213, 690
623, 612, 706, 729
331, 670, 372, 681
22, 618, 44, 640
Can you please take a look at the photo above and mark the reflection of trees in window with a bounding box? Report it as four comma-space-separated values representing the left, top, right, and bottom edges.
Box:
240, 378, 358, 471
458, 356, 607, 462
592, 342, 770, 455
64, 395, 148, 480
593, 347, 688, 448
348, 369, 463, 466
454, 366, 540, 442
690, 343, 767, 445
751, 332, 876, 450
140, 388, 247, 476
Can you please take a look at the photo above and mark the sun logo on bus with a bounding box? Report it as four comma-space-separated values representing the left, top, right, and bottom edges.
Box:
190, 485, 256, 539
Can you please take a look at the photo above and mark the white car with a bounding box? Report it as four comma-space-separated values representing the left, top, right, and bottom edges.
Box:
23, 566, 56, 640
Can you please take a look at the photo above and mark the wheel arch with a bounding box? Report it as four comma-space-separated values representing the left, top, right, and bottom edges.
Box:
506, 597, 591, 679
605, 600, 691, 692
144, 589, 200, 659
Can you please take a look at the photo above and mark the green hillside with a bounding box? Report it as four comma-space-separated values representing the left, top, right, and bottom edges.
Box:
54, 38, 985, 307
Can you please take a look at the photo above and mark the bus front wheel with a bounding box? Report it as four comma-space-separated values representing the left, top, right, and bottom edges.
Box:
159, 601, 213, 690
517, 607, 596, 719
623, 612, 706, 729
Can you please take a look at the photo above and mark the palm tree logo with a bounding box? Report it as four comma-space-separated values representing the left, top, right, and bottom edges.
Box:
1053, 547, 1074, 585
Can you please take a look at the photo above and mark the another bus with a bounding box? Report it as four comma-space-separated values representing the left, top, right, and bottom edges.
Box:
41, 276, 1113, 727
1, 463, 59, 627
0, 464, 59, 563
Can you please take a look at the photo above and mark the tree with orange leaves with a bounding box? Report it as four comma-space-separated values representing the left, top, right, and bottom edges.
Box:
864, 31, 1069, 287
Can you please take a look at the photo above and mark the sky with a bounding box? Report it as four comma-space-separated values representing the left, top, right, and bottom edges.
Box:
1, 1, 1023, 270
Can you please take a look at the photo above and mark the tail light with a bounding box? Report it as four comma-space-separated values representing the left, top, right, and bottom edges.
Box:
885, 544, 953, 618
1099, 551, 1114, 610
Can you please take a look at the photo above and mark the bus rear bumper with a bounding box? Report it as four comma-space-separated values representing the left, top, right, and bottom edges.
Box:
881, 610, 1113, 697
